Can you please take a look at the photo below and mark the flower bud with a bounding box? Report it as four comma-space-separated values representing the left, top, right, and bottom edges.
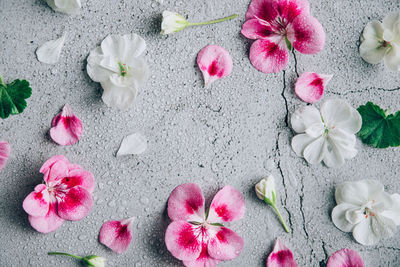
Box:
161, 11, 189, 35
255, 175, 276, 203
82, 255, 106, 267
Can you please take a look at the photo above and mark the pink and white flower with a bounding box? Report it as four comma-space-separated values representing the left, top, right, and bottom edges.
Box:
22, 155, 94, 233
197, 45, 233, 87
0, 141, 10, 171
241, 0, 325, 73
50, 104, 83, 146
99, 217, 135, 254
294, 72, 332, 103
165, 183, 245, 267
266, 238, 297, 267
326, 249, 364, 267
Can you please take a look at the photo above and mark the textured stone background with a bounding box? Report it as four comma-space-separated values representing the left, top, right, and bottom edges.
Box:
1, 0, 400, 266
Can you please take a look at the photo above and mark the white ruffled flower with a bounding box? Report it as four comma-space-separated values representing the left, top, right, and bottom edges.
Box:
291, 99, 362, 168
87, 34, 149, 110
161, 11, 189, 35
332, 179, 400, 245
46, 0, 81, 15
360, 12, 400, 71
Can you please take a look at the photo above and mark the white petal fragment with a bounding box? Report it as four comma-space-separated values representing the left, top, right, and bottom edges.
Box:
36, 33, 66, 64
117, 133, 148, 156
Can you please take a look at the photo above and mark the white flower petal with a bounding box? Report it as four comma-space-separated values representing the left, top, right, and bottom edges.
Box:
331, 203, 359, 232
161, 11, 188, 35
352, 215, 396, 245
303, 135, 325, 165
384, 43, 400, 71
305, 123, 325, 138
101, 34, 146, 62
328, 128, 358, 160
382, 12, 400, 36
290, 105, 322, 133
101, 80, 137, 110
335, 180, 384, 206
36, 33, 66, 64
117, 133, 148, 156
381, 193, 400, 225
87, 47, 115, 82
359, 21, 386, 64
361, 21, 384, 41
322, 137, 345, 168
321, 99, 352, 127
345, 208, 364, 225
335, 107, 362, 135
46, 0, 81, 15
291, 133, 315, 157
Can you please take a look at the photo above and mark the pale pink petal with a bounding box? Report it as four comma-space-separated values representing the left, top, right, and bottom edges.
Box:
40, 155, 69, 175
0, 141, 10, 171
207, 186, 245, 223
99, 217, 134, 254
197, 45, 233, 87
43, 159, 69, 186
56, 186, 93, 221
326, 249, 364, 267
207, 227, 244, 261
241, 19, 275, 40
294, 72, 332, 103
28, 202, 64, 233
22, 184, 50, 217
267, 238, 298, 267
245, 0, 310, 21
183, 243, 221, 267
168, 183, 205, 222
289, 14, 325, 54
165, 221, 202, 261
50, 104, 83, 146
57, 169, 95, 194
249, 38, 289, 73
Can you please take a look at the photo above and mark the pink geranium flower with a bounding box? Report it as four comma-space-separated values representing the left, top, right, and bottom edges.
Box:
50, 104, 83, 146
99, 217, 135, 253
241, 0, 325, 73
22, 155, 94, 233
0, 141, 10, 171
165, 183, 245, 267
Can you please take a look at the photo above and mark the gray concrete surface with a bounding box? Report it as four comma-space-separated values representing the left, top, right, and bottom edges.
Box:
1, 0, 400, 266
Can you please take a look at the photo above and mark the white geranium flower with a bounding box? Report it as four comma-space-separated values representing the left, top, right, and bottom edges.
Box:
332, 179, 400, 245
291, 99, 362, 168
360, 12, 400, 71
87, 34, 149, 110
46, 0, 81, 15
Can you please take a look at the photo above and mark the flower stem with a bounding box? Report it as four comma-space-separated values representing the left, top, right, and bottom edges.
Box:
48, 252, 83, 260
189, 14, 238, 26
271, 204, 290, 233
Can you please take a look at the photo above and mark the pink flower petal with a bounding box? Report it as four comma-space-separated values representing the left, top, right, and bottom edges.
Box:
28, 202, 64, 233
241, 19, 275, 40
197, 45, 233, 87
267, 239, 298, 267
50, 104, 83, 146
294, 72, 332, 103
165, 221, 202, 261
59, 169, 95, 194
289, 14, 325, 54
22, 184, 50, 217
207, 186, 245, 223
56, 186, 93, 221
99, 217, 134, 254
207, 227, 244, 261
245, 0, 310, 22
326, 249, 364, 267
0, 141, 10, 171
44, 159, 70, 186
40, 155, 69, 175
168, 183, 205, 222
249, 38, 289, 73
183, 243, 221, 267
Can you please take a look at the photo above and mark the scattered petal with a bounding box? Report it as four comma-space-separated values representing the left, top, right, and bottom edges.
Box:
294, 72, 332, 103
36, 33, 66, 64
116, 132, 147, 156
50, 104, 83, 146
267, 238, 298, 267
326, 249, 364, 267
99, 217, 135, 253
0, 141, 10, 171
197, 45, 233, 87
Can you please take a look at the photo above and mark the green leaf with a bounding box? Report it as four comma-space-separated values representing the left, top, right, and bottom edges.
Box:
357, 102, 400, 148
0, 78, 32, 119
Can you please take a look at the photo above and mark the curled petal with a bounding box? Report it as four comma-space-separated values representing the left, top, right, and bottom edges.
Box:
290, 105, 322, 133
117, 132, 148, 156
267, 238, 298, 267
197, 45, 233, 87
241, 19, 275, 40
207, 227, 244, 261
36, 33, 66, 64
99, 217, 134, 253
165, 221, 202, 261
294, 72, 332, 103
43, 158, 70, 186
56, 186, 93, 221
23, 184, 50, 217
289, 14, 325, 54
249, 38, 289, 73
208, 186, 245, 223
326, 249, 364, 267
0, 141, 10, 171
168, 183, 205, 222
50, 104, 83, 146
28, 202, 64, 233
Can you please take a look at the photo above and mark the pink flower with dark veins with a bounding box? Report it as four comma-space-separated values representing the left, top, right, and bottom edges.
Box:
267, 238, 298, 267
0, 141, 10, 171
50, 104, 83, 146
165, 183, 245, 267
241, 0, 325, 73
294, 72, 332, 103
326, 249, 364, 267
22, 155, 94, 233
99, 217, 135, 253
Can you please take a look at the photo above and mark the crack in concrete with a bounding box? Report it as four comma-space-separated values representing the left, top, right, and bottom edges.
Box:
299, 175, 310, 239
281, 70, 289, 128
321, 240, 329, 263
292, 50, 300, 78
331, 86, 400, 96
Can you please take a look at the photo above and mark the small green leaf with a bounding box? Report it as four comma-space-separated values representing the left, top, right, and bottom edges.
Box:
0, 77, 32, 119
210, 223, 224, 227
357, 102, 400, 148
